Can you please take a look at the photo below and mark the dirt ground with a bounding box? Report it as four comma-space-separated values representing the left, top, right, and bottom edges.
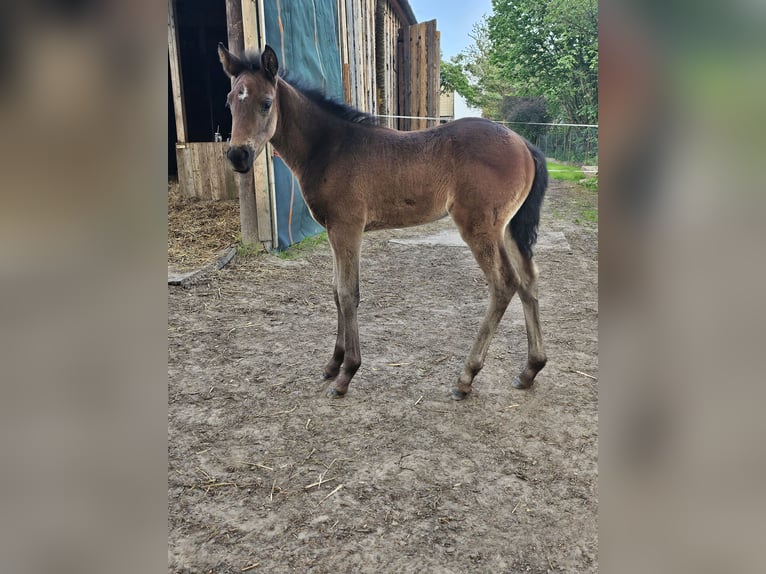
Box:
168, 180, 598, 573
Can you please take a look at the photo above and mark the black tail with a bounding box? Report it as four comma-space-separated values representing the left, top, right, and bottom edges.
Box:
509, 141, 548, 260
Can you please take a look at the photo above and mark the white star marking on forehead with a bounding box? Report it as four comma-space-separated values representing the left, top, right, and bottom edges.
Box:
238, 87, 248, 101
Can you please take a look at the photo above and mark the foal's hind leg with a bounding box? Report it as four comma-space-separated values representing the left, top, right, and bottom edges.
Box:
451, 234, 518, 400
505, 232, 547, 389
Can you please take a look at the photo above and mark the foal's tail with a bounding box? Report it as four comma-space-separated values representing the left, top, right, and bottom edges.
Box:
509, 141, 548, 260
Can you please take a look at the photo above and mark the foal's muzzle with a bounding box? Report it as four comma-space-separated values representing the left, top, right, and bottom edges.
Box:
226, 145, 254, 173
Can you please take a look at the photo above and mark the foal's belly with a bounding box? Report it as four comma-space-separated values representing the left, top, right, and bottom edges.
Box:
364, 195, 449, 231
364, 211, 449, 231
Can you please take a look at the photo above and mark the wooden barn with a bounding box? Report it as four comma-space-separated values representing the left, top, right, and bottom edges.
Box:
168, 0, 440, 250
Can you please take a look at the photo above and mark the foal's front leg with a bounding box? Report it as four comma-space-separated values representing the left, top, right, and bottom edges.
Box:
325, 230, 363, 397
322, 282, 345, 380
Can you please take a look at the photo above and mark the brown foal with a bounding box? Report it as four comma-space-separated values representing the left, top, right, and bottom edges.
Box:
219, 44, 548, 399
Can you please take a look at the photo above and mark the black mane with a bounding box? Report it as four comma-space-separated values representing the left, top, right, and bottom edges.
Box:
286, 76, 379, 126
239, 51, 379, 126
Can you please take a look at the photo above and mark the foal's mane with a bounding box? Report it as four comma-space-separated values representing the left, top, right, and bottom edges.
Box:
285, 76, 380, 126
239, 51, 379, 127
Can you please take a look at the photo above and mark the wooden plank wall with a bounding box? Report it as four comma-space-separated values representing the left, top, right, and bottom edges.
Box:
176, 143, 238, 200
398, 19, 440, 131
375, 0, 405, 129
341, 0, 377, 115
341, 0, 417, 129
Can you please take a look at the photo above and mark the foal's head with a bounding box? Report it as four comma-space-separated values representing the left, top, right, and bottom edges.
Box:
218, 43, 280, 173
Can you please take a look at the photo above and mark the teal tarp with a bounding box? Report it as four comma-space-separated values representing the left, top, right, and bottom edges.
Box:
264, 0, 343, 249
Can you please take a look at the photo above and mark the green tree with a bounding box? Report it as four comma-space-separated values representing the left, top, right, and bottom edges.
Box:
488, 0, 598, 124
440, 60, 476, 101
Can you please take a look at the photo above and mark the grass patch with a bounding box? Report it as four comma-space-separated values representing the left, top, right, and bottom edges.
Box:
236, 241, 260, 257
547, 160, 584, 181
275, 232, 328, 260
579, 207, 598, 224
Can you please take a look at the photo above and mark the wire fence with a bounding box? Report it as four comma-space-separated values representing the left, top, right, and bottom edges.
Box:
500, 121, 598, 165
374, 115, 599, 166
498, 121, 598, 165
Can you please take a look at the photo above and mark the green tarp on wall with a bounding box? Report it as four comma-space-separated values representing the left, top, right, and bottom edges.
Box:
264, 0, 343, 248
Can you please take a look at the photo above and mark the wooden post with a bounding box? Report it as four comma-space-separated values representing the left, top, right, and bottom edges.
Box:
225, 0, 259, 247
339, 0, 351, 103
168, 0, 195, 198
167, 0, 187, 144
241, 0, 276, 250
427, 24, 440, 128
398, 20, 439, 131
226, 0, 244, 54
396, 28, 410, 131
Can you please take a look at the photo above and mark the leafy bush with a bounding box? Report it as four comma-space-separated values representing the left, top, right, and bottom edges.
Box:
502, 96, 551, 142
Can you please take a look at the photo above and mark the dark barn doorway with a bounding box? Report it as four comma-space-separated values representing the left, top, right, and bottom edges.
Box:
169, 0, 232, 174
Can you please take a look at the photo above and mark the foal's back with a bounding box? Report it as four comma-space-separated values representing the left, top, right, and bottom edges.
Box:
342, 118, 536, 232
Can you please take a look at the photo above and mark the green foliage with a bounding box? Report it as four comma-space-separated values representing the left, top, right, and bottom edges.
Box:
488, 0, 598, 124
580, 176, 599, 191
502, 96, 551, 141
445, 1, 598, 125
440, 60, 476, 101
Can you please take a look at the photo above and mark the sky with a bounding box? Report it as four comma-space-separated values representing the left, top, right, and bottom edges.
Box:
406, 0, 494, 117
406, 0, 493, 60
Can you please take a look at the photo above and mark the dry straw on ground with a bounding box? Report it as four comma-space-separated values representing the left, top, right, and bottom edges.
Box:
167, 180, 240, 271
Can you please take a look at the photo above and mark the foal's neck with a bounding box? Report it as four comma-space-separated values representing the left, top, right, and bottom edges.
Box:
270, 79, 330, 179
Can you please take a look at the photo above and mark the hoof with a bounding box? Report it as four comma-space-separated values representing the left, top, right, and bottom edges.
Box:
321, 371, 337, 381
327, 386, 346, 398
450, 388, 470, 401
512, 376, 534, 390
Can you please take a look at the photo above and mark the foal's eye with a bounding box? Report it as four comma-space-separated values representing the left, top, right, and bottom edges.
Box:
260, 100, 272, 113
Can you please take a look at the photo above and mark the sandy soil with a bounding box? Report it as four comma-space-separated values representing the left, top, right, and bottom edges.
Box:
168, 180, 598, 573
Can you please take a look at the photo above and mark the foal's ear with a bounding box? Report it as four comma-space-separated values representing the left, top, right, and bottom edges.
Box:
218, 42, 244, 79
261, 45, 279, 83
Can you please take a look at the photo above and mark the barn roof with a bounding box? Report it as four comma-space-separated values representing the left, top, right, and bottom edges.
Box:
392, 0, 417, 25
